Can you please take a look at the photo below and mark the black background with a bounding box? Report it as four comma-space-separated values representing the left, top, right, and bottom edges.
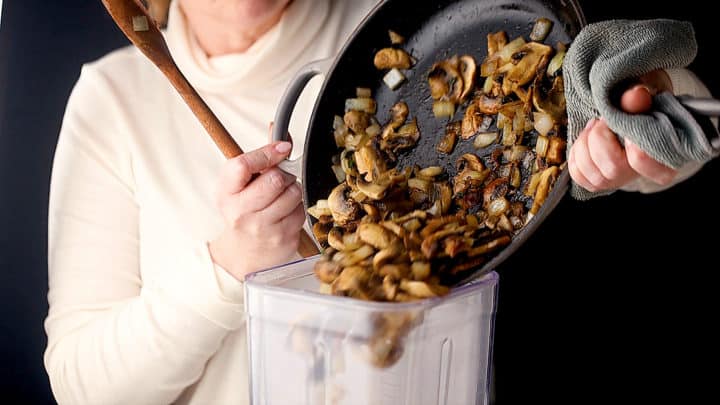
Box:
0, 1, 716, 404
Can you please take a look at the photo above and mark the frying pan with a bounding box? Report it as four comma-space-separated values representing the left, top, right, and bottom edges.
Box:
272, 0, 585, 285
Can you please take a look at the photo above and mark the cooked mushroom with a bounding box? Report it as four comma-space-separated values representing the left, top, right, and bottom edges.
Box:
328, 183, 360, 226
354, 142, 386, 182
344, 110, 371, 134
428, 58, 464, 102
487, 31, 508, 57
437, 121, 460, 154
373, 244, 405, 271
467, 235, 512, 257
327, 227, 345, 251
312, 221, 332, 246
461, 102, 483, 139
388, 102, 409, 130
356, 177, 391, 201
477, 93, 503, 114
530, 165, 560, 215
314, 259, 343, 283
457, 153, 485, 172
546, 136, 567, 165
358, 223, 398, 250
459, 55, 477, 102
380, 119, 420, 153
483, 178, 509, 207
374, 48, 413, 70
533, 75, 566, 122
502, 42, 553, 95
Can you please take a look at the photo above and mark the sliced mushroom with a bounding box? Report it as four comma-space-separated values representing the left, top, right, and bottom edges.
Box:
483, 178, 509, 207
459, 55, 477, 102
328, 183, 361, 226
530, 165, 560, 215
421, 224, 467, 259
374, 48, 413, 70
432, 182, 453, 216
533, 75, 566, 122
331, 265, 373, 299
546, 136, 567, 165
487, 31, 508, 57
380, 119, 420, 153
344, 110, 371, 134
333, 244, 375, 267
354, 142, 386, 182
358, 223, 398, 250
502, 42, 553, 95
437, 121, 460, 154
477, 93, 503, 114
428, 58, 464, 102
399, 279, 449, 298
467, 235, 512, 257
327, 227, 345, 251
387, 102, 409, 130
461, 102, 483, 139
457, 153, 485, 172
373, 243, 403, 270
377, 262, 409, 279
312, 221, 332, 246
314, 259, 343, 283
381, 275, 398, 301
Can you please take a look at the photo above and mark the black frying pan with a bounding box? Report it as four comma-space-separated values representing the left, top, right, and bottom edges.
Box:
272, 0, 586, 284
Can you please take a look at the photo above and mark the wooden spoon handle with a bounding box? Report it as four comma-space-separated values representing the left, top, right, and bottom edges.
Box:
164, 66, 243, 158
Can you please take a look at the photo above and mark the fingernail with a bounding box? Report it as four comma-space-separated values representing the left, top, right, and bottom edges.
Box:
634, 84, 654, 96
275, 142, 292, 154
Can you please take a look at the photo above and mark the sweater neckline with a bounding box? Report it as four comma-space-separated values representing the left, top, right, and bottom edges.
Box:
165, 0, 330, 94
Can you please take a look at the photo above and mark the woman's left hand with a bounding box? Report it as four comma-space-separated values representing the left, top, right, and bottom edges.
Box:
568, 71, 679, 192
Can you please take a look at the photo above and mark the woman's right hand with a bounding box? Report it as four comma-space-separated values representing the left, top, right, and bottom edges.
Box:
208, 141, 305, 281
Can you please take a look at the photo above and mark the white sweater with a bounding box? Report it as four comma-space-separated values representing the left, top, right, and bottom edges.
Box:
44, 1, 377, 404
44, 0, 711, 403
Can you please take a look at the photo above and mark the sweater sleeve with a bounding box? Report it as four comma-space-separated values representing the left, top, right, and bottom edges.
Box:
620, 68, 714, 193
44, 65, 243, 405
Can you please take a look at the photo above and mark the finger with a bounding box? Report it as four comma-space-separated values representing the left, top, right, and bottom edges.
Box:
267, 122, 294, 147
568, 141, 598, 192
586, 120, 638, 187
620, 84, 653, 114
259, 183, 304, 224
276, 203, 307, 232
227, 168, 297, 215
220, 142, 293, 195
571, 121, 612, 190
624, 140, 678, 186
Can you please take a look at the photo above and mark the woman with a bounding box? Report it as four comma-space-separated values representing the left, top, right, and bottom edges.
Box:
44, 1, 713, 404
44, 0, 377, 403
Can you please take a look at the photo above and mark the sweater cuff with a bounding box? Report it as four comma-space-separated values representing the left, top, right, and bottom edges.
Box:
153, 242, 245, 330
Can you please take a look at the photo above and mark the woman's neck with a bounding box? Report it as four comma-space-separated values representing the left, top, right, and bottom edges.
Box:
179, 1, 292, 57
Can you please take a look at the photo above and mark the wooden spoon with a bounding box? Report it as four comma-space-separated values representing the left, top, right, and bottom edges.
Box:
100, 0, 320, 258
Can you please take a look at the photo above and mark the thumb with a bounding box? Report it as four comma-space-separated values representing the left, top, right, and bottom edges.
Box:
223, 141, 293, 194
620, 84, 653, 114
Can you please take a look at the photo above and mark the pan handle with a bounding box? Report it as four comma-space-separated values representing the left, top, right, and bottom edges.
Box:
676, 95, 720, 149
272, 57, 334, 143
271, 58, 335, 176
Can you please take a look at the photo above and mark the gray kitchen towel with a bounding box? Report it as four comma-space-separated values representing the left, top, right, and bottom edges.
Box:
564, 19, 719, 200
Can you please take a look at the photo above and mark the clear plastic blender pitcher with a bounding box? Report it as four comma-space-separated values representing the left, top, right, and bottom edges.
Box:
245, 256, 498, 405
